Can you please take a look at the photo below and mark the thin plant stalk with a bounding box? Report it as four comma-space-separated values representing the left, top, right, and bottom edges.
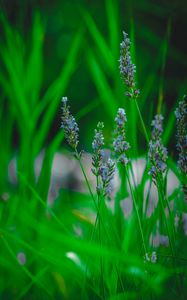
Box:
75, 150, 124, 296
125, 165, 147, 256
157, 184, 184, 299
134, 98, 149, 143
98, 193, 105, 299
75, 150, 96, 205
160, 176, 177, 242
134, 98, 177, 253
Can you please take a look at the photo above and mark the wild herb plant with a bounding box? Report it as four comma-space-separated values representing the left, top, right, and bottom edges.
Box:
175, 97, 187, 201
0, 7, 187, 299
60, 31, 187, 300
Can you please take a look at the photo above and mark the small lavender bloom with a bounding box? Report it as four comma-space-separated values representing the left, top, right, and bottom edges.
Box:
159, 235, 169, 247
144, 251, 157, 264
119, 31, 140, 99
17, 252, 26, 265
118, 154, 129, 165
113, 136, 130, 153
182, 213, 187, 236
99, 165, 108, 182
151, 251, 157, 263
92, 122, 105, 176
151, 115, 164, 140
115, 108, 127, 126
113, 108, 130, 165
175, 97, 187, 175
148, 114, 168, 184
92, 123, 115, 198
61, 97, 79, 149
99, 158, 115, 198
92, 122, 104, 152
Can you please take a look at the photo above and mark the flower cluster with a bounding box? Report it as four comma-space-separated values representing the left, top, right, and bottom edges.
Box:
113, 108, 130, 165
61, 97, 79, 150
175, 97, 187, 175
151, 114, 164, 140
99, 158, 115, 198
91, 122, 105, 177
144, 251, 157, 264
119, 31, 140, 99
92, 122, 115, 198
148, 114, 168, 184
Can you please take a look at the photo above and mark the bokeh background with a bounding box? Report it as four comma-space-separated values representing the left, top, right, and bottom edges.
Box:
0, 0, 187, 299
1, 0, 187, 151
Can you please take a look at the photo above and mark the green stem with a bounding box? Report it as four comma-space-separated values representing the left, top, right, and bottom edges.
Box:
157, 174, 176, 255
75, 150, 96, 205
161, 178, 177, 243
158, 188, 175, 257
98, 195, 105, 299
156, 176, 184, 299
134, 99, 149, 143
75, 149, 125, 294
125, 166, 147, 256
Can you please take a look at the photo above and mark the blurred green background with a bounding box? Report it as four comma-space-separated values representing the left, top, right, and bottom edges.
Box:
0, 0, 187, 299
1, 0, 187, 151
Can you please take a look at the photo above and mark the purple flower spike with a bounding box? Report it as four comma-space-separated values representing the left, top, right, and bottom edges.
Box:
113, 108, 130, 165
175, 97, 187, 175
119, 31, 140, 99
61, 97, 79, 150
148, 114, 168, 184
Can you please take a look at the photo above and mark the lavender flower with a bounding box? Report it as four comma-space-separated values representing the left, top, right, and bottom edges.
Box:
182, 213, 187, 236
151, 114, 164, 140
175, 97, 187, 175
119, 31, 140, 99
92, 123, 115, 198
144, 251, 157, 264
151, 251, 157, 263
99, 158, 115, 198
61, 97, 79, 149
159, 235, 169, 247
148, 114, 168, 184
113, 108, 130, 165
92, 122, 105, 177
175, 97, 187, 201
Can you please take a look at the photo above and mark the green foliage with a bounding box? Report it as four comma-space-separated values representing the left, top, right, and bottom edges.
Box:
0, 2, 187, 300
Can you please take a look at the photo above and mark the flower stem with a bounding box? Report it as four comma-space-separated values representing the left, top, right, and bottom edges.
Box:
125, 166, 147, 256
134, 99, 149, 143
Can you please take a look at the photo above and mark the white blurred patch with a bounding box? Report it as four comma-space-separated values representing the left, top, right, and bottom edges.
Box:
65, 252, 87, 274
8, 153, 180, 207
8, 157, 18, 185
129, 158, 146, 186
1, 192, 10, 202
7, 153, 180, 213
120, 198, 132, 218
182, 213, 187, 236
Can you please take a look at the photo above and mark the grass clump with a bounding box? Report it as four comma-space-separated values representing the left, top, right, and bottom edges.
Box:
59, 32, 187, 300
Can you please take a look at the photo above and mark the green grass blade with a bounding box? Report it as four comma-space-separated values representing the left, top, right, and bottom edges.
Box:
87, 49, 117, 118
80, 8, 115, 74
26, 12, 44, 107
105, 0, 119, 58
33, 28, 83, 154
